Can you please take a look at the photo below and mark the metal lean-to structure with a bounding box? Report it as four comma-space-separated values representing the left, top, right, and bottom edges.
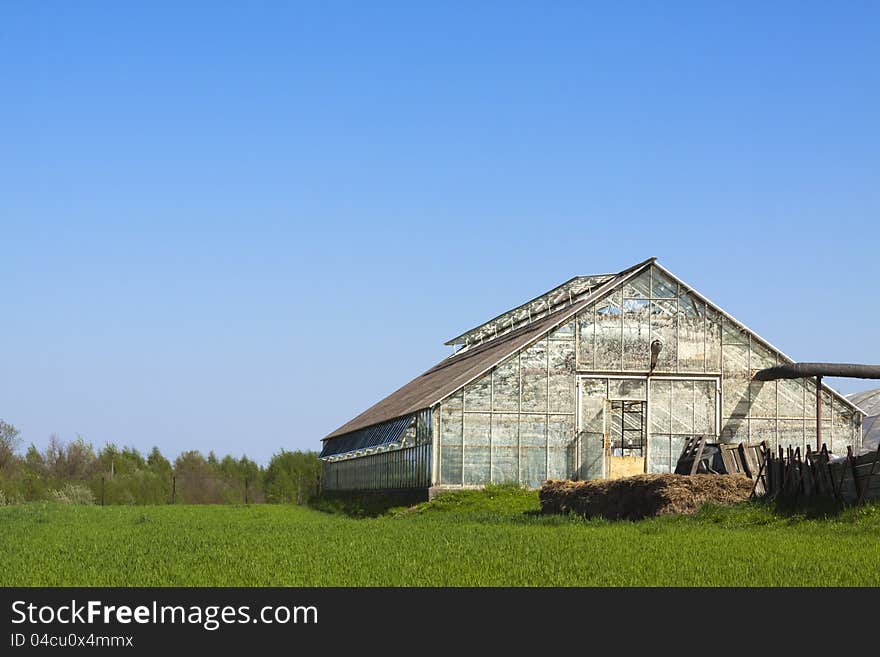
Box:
320, 258, 865, 492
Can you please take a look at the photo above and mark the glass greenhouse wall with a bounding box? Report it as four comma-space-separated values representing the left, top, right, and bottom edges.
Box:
322, 410, 432, 491
438, 323, 577, 488
436, 264, 862, 488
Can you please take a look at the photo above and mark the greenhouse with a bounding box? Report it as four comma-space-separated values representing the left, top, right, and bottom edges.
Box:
320, 257, 865, 492
847, 388, 880, 451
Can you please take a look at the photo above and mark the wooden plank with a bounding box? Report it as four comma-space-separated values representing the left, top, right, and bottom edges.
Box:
750, 451, 769, 498
738, 443, 754, 478
720, 446, 738, 475
690, 436, 706, 475
847, 446, 862, 502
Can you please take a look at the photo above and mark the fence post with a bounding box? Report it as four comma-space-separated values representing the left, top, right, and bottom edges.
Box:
171, 475, 176, 504
101, 476, 105, 507
244, 478, 249, 505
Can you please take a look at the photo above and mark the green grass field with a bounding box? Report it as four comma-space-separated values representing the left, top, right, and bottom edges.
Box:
2, 486, 880, 586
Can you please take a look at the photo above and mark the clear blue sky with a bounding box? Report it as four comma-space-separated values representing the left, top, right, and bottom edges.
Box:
2, 2, 878, 464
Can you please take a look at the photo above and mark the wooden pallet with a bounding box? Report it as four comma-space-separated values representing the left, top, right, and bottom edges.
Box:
674, 436, 709, 475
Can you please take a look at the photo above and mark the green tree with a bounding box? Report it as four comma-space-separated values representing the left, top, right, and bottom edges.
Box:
147, 446, 172, 475
0, 419, 21, 472
264, 450, 321, 504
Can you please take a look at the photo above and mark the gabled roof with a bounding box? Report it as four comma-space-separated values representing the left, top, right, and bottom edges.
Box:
324, 258, 655, 440
325, 255, 866, 442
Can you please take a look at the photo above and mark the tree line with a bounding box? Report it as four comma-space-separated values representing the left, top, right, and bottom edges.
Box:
0, 419, 321, 505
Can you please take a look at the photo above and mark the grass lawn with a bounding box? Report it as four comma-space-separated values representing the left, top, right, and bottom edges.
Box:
2, 486, 879, 586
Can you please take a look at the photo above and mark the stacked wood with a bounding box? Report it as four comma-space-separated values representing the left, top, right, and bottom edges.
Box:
752, 443, 880, 504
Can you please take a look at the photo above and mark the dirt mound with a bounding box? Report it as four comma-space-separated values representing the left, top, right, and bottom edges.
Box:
540, 474, 754, 520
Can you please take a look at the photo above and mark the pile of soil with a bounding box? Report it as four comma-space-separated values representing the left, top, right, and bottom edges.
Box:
540, 474, 754, 520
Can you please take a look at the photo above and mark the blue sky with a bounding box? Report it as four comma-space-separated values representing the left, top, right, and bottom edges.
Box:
2, 2, 878, 464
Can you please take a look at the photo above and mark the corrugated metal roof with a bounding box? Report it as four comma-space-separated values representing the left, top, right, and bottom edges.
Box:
324, 258, 654, 440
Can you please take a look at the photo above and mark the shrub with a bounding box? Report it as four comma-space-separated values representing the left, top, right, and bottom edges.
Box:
0, 489, 24, 506
50, 483, 96, 505
265, 450, 320, 504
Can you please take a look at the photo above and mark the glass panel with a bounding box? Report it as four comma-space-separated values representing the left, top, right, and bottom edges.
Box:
750, 418, 777, 451
804, 378, 818, 418
650, 300, 677, 371
719, 417, 748, 443
778, 378, 804, 418
651, 267, 678, 298
749, 342, 777, 418
647, 434, 671, 473
576, 306, 595, 370
520, 415, 547, 487
578, 378, 607, 480
777, 419, 805, 452
821, 390, 833, 425
705, 307, 722, 372
722, 318, 748, 345
442, 389, 463, 411
832, 400, 852, 455
622, 298, 650, 370
547, 414, 576, 480
722, 344, 750, 418
623, 270, 651, 298
749, 380, 777, 418
440, 445, 462, 485
671, 380, 695, 434
520, 414, 546, 447
650, 379, 672, 433
817, 422, 834, 453
439, 406, 463, 485
462, 413, 491, 485
670, 435, 689, 469
493, 356, 520, 412
594, 292, 622, 370
694, 380, 715, 435
441, 404, 463, 437
579, 378, 607, 432
580, 431, 605, 480
611, 378, 646, 400
677, 293, 706, 372
464, 372, 492, 411
491, 414, 518, 484
520, 341, 548, 412
550, 321, 575, 338
549, 340, 576, 413
521, 448, 546, 488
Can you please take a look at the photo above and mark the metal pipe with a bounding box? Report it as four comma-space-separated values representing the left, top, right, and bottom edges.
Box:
754, 362, 880, 381
816, 375, 822, 451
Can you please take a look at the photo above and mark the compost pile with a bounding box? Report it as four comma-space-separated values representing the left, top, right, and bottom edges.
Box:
540, 474, 754, 520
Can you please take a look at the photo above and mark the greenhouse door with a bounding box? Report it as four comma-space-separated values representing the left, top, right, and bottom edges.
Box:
606, 399, 647, 478
577, 377, 648, 480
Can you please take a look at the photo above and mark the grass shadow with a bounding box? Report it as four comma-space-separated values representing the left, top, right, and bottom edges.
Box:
307, 490, 428, 518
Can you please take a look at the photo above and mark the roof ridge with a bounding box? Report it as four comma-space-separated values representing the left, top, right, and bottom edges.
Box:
444, 257, 656, 347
